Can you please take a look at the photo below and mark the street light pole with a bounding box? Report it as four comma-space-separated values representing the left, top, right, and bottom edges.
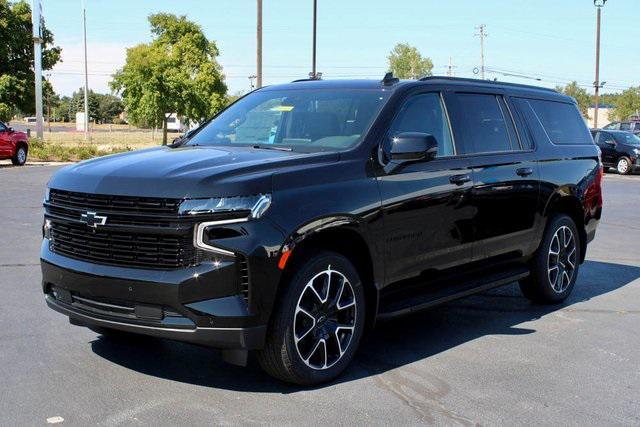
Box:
311, 0, 317, 79
82, 0, 90, 141
32, 0, 44, 139
256, 0, 262, 88
593, 0, 606, 129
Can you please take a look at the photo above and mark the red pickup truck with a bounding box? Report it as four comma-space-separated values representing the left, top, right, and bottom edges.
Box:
0, 121, 28, 166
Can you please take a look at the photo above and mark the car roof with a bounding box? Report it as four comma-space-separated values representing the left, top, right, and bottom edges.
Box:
592, 129, 634, 135
259, 77, 572, 103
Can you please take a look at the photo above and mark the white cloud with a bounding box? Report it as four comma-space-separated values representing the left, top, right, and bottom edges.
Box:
48, 42, 127, 96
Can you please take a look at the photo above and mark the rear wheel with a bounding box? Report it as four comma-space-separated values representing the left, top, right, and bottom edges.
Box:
617, 157, 631, 175
11, 145, 27, 166
257, 251, 365, 385
519, 214, 580, 304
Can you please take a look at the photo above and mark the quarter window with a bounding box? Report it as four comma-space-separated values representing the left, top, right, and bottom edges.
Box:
387, 93, 455, 157
526, 99, 592, 145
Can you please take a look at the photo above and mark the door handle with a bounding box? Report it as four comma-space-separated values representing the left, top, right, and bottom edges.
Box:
449, 174, 471, 185
516, 167, 533, 177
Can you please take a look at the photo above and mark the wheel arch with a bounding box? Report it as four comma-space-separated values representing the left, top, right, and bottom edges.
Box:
278, 217, 379, 330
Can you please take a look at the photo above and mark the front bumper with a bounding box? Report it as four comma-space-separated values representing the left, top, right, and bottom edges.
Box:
41, 240, 268, 351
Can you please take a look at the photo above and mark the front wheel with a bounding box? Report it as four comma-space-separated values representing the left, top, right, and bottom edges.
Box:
257, 251, 365, 385
11, 146, 27, 166
519, 214, 581, 304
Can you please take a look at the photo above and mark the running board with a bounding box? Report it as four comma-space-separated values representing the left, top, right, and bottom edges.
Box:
377, 267, 529, 321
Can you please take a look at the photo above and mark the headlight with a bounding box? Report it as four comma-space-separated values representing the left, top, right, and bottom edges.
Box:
187, 194, 272, 257
179, 194, 271, 219
634, 148, 640, 156
44, 187, 50, 203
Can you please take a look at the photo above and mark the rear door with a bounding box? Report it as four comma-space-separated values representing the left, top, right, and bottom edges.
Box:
445, 91, 540, 262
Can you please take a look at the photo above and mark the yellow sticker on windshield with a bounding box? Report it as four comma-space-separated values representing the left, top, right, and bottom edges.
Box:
271, 105, 295, 112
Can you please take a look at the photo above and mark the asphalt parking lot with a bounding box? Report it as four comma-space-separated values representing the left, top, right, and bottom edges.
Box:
0, 164, 638, 426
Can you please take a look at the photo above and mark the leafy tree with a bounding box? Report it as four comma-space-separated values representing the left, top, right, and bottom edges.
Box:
555, 81, 590, 117
0, 0, 61, 116
111, 13, 227, 144
611, 87, 640, 121
387, 43, 433, 79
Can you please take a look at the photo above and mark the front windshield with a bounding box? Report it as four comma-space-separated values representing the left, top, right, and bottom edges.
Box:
615, 132, 640, 145
187, 88, 390, 152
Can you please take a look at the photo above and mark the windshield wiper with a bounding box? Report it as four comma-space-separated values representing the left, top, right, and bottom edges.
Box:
252, 144, 293, 152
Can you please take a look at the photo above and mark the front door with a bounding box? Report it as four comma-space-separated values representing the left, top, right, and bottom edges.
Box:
378, 92, 475, 284
594, 131, 617, 166
0, 122, 11, 157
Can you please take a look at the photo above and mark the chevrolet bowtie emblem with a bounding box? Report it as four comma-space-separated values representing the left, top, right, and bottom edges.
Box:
81, 211, 107, 228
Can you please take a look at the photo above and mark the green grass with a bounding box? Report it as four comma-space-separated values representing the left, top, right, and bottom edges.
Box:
28, 139, 135, 162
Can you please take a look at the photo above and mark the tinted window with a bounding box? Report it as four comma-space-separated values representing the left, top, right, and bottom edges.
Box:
620, 122, 631, 131
613, 132, 640, 146
526, 99, 592, 144
388, 93, 455, 157
452, 93, 517, 154
0, 122, 6, 132
597, 132, 615, 145
188, 89, 389, 152
603, 122, 618, 130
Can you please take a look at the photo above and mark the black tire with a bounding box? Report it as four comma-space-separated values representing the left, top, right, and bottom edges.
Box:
616, 157, 631, 175
11, 145, 27, 166
257, 250, 366, 385
519, 214, 581, 304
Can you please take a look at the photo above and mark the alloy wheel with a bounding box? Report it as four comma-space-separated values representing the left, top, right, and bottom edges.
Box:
617, 158, 629, 174
17, 148, 26, 164
293, 265, 357, 370
547, 225, 577, 293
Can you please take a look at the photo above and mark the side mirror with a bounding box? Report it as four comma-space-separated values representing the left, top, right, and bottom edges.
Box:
384, 132, 438, 174
7, 127, 13, 133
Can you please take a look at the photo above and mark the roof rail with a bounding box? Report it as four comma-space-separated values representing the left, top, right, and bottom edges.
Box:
418, 76, 557, 93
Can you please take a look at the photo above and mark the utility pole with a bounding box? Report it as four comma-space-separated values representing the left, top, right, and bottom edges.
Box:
256, 0, 262, 88
82, 0, 90, 141
311, 0, 317, 79
32, 0, 44, 139
475, 24, 487, 80
447, 57, 455, 77
593, 0, 607, 128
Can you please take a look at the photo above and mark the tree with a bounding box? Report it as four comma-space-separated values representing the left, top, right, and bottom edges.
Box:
611, 87, 640, 121
387, 43, 433, 79
0, 0, 61, 117
111, 13, 227, 144
555, 81, 590, 117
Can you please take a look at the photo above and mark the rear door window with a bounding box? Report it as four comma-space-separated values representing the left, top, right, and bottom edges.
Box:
526, 99, 592, 144
448, 93, 519, 154
620, 122, 631, 131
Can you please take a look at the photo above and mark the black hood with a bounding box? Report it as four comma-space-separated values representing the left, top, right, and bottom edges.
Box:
48, 145, 339, 199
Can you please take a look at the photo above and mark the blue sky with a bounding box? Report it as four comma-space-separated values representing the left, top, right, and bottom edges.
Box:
43, 0, 639, 97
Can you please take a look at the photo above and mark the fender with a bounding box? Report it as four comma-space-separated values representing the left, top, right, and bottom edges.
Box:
278, 214, 382, 325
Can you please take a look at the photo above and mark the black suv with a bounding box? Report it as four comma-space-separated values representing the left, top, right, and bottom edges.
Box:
602, 120, 640, 135
42, 76, 603, 385
591, 129, 640, 175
